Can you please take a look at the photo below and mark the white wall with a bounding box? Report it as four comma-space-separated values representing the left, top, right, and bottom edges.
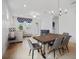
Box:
59, 7, 76, 42
2, 0, 11, 55
2, 20, 9, 56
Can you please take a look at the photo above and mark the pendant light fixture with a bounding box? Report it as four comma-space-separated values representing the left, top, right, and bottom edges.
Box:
49, 0, 68, 16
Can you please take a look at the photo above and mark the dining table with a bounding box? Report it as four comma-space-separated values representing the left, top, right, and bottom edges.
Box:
33, 33, 64, 59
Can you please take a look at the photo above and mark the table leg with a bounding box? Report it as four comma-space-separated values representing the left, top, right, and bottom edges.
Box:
41, 44, 46, 59
43, 44, 45, 55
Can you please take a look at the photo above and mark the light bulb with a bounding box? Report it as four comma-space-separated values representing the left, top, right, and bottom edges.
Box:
59, 8, 62, 11
51, 11, 54, 14
59, 12, 62, 16
64, 9, 68, 14
49, 10, 55, 15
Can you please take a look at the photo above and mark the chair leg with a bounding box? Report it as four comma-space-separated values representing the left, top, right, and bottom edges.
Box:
38, 49, 39, 52
29, 49, 31, 55
43, 44, 45, 55
58, 48, 61, 55
48, 44, 49, 49
40, 48, 42, 54
66, 45, 69, 53
32, 50, 34, 59
54, 49, 55, 59
62, 47, 64, 53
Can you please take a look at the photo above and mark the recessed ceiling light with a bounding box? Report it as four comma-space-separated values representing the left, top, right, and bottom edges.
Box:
30, 11, 40, 18
24, 4, 27, 7
33, 15, 37, 18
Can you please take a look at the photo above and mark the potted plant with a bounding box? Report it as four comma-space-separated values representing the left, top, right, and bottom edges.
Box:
19, 25, 23, 30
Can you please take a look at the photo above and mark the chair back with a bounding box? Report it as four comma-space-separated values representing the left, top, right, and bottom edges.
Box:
63, 32, 69, 36
27, 39, 34, 50
52, 38, 62, 49
41, 30, 49, 35
62, 35, 71, 46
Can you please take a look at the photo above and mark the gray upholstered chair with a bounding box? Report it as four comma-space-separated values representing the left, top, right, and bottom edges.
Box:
48, 38, 62, 59
48, 40, 55, 49
61, 35, 71, 53
27, 39, 42, 59
62, 32, 69, 36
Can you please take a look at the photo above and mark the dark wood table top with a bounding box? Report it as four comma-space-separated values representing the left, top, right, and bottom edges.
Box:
33, 33, 64, 44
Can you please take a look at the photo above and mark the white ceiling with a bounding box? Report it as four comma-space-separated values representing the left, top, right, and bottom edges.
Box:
3, 0, 76, 17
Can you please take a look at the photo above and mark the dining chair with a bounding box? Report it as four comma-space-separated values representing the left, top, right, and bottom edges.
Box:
48, 38, 62, 59
27, 39, 42, 59
62, 32, 69, 36
47, 32, 69, 50
48, 40, 55, 49
61, 35, 71, 53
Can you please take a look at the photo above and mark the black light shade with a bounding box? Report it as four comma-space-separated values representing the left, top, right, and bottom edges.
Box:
17, 17, 32, 23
